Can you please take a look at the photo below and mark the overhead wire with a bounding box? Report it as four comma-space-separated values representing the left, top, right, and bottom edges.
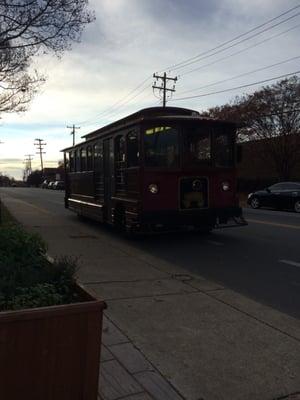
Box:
77, 75, 153, 126
170, 70, 300, 101
179, 23, 300, 77
75, 4, 300, 128
177, 55, 300, 96
170, 11, 300, 74
103, 90, 156, 124
81, 83, 153, 128
162, 4, 300, 72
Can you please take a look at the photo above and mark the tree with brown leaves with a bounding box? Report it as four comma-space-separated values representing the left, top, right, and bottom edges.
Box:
202, 76, 300, 180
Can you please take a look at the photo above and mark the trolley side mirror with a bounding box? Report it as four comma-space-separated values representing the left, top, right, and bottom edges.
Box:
236, 145, 243, 163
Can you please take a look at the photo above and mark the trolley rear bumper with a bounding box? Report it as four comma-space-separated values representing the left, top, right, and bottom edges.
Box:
139, 206, 247, 229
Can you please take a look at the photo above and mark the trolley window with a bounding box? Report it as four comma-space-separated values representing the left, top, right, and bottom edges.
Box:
94, 142, 103, 171
75, 149, 80, 172
144, 126, 179, 168
115, 136, 126, 164
69, 151, 74, 172
214, 127, 234, 167
127, 131, 139, 167
87, 146, 93, 170
184, 126, 211, 166
80, 148, 87, 171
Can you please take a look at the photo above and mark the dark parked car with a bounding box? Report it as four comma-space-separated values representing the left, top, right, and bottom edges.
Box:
53, 180, 65, 190
41, 179, 49, 189
247, 182, 300, 213
47, 181, 55, 189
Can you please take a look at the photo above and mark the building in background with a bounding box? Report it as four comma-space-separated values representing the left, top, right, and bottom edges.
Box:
238, 135, 300, 192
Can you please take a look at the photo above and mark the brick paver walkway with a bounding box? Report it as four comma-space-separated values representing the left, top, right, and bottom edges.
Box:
99, 315, 185, 400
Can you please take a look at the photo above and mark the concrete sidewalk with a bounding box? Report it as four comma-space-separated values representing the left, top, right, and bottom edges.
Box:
1, 192, 300, 400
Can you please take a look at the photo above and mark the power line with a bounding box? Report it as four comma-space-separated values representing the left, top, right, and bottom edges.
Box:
102, 87, 153, 121
179, 23, 300, 77
162, 4, 300, 72
171, 70, 300, 101
99, 89, 156, 126
63, 5, 300, 131
96, 83, 152, 120
78, 76, 153, 126
80, 82, 153, 127
171, 11, 300, 74
177, 55, 300, 96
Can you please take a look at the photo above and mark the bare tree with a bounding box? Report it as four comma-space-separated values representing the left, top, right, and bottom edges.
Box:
202, 76, 300, 180
0, 0, 95, 115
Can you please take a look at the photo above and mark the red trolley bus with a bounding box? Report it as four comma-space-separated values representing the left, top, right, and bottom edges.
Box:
62, 106, 246, 233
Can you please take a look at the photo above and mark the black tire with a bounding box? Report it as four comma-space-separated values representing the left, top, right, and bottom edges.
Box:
294, 200, 300, 213
250, 197, 260, 209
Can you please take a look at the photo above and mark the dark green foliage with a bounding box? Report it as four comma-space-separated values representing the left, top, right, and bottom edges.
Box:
3, 284, 65, 311
27, 170, 43, 187
0, 223, 78, 311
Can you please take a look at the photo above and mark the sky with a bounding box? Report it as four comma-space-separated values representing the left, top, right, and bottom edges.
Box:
1, 0, 300, 179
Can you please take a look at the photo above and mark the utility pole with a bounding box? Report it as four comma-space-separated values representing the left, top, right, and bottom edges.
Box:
23, 154, 34, 181
34, 138, 46, 172
67, 124, 80, 146
152, 72, 178, 107
24, 154, 34, 175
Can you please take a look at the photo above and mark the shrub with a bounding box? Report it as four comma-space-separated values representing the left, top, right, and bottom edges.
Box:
0, 224, 78, 311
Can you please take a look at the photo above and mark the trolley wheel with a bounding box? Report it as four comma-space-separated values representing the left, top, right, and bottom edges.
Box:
114, 206, 126, 232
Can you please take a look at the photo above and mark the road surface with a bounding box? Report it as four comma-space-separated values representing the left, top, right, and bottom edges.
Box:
1, 187, 299, 319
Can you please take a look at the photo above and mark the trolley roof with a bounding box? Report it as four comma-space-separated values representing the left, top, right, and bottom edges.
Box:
62, 106, 235, 151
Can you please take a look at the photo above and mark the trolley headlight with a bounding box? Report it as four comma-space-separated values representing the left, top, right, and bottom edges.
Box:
221, 181, 230, 191
148, 183, 159, 194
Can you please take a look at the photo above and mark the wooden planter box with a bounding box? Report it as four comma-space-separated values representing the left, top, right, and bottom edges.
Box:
0, 283, 106, 400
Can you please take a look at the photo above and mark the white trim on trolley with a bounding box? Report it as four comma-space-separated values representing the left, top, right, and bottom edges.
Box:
68, 198, 103, 208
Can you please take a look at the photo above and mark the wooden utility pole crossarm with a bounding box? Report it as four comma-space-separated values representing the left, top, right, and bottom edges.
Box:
24, 154, 34, 172
23, 154, 34, 181
153, 72, 178, 107
67, 124, 80, 146
34, 138, 46, 172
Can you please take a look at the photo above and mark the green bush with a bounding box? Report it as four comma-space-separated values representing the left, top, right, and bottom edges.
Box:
0, 224, 79, 311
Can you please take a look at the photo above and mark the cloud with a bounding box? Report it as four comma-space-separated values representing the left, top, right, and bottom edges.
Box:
1, 0, 299, 178
0, 158, 24, 164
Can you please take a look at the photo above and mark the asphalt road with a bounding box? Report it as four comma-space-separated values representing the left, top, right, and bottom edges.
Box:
1, 187, 300, 319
